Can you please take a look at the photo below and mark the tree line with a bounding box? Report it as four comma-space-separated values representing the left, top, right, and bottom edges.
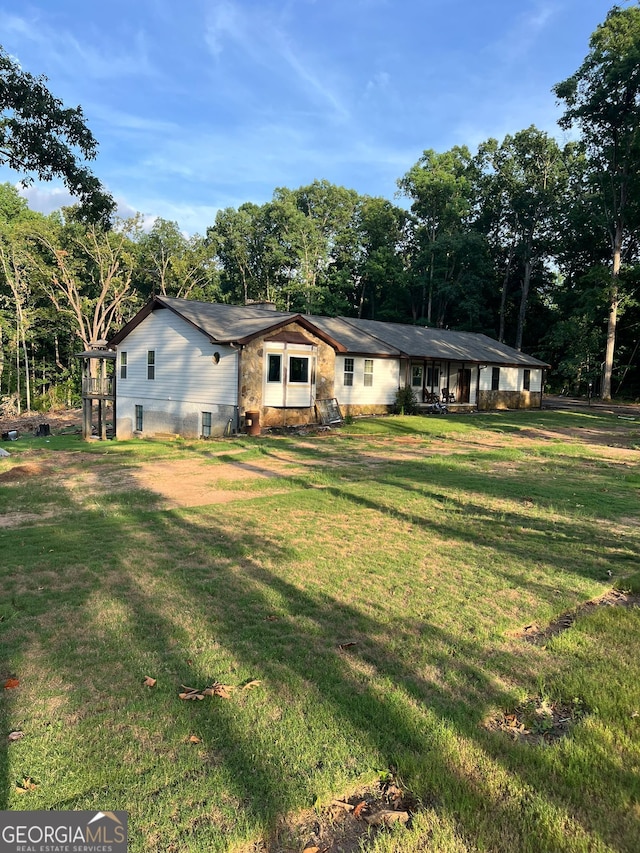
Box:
1, 3, 639, 412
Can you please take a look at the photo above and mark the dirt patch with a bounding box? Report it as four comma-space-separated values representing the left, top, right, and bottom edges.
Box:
484, 695, 586, 745
125, 458, 291, 508
0, 463, 48, 481
0, 408, 83, 436
262, 776, 417, 853
517, 588, 640, 645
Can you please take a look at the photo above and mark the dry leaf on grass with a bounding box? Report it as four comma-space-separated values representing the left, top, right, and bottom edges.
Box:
203, 682, 235, 699
302, 847, 321, 853
179, 686, 205, 701
189, 735, 201, 744
353, 800, 368, 819
241, 679, 262, 690
338, 641, 357, 650
16, 777, 38, 793
3, 677, 19, 689
143, 676, 157, 687
364, 809, 410, 827
8, 731, 24, 742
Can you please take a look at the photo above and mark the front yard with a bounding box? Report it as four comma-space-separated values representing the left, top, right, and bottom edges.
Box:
1, 410, 639, 852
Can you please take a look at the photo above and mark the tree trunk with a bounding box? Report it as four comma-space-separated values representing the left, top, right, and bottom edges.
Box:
602, 227, 622, 400
498, 250, 512, 343
515, 254, 532, 352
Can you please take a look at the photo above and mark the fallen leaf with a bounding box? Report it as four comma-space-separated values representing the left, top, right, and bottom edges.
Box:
16, 777, 38, 793
8, 731, 24, 742
241, 679, 262, 691
364, 809, 409, 827
302, 847, 320, 853
143, 676, 157, 687
189, 735, 201, 744
179, 686, 205, 700
338, 641, 357, 650
332, 800, 354, 812
203, 682, 235, 699
353, 800, 367, 819
3, 677, 19, 689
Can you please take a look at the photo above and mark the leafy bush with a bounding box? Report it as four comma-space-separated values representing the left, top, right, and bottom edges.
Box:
393, 385, 419, 415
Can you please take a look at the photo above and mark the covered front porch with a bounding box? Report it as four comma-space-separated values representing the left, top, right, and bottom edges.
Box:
405, 359, 479, 410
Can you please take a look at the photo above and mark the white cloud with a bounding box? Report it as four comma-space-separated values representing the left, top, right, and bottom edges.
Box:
17, 183, 77, 214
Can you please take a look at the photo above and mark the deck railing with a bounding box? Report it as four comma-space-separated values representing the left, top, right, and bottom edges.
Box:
82, 376, 114, 397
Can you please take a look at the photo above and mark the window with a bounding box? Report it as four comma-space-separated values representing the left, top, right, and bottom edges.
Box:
147, 350, 155, 380
289, 356, 309, 383
344, 357, 354, 386
523, 369, 531, 391
411, 364, 423, 388
491, 367, 500, 391
427, 366, 439, 388
120, 351, 127, 380
202, 411, 212, 438
135, 405, 143, 432
267, 354, 282, 382
363, 359, 374, 387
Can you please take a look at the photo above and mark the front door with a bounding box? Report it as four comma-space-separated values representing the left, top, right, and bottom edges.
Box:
457, 368, 471, 403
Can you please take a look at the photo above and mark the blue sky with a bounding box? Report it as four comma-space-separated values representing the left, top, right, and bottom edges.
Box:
0, 0, 621, 235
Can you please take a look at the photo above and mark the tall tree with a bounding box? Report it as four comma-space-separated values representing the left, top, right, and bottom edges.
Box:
32, 213, 140, 350
475, 128, 566, 349
554, 3, 640, 399
398, 147, 477, 324
0, 45, 114, 224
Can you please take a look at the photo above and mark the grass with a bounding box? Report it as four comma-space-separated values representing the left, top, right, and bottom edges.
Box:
0, 409, 639, 852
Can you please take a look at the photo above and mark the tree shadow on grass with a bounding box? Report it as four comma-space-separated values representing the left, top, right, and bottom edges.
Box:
1, 440, 639, 851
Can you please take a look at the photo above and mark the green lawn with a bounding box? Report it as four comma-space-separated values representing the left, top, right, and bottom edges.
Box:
1, 410, 639, 851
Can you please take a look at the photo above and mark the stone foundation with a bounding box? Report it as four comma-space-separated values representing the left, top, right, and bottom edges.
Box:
478, 390, 542, 411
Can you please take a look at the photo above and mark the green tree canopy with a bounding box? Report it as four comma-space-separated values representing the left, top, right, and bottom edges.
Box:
0, 45, 114, 225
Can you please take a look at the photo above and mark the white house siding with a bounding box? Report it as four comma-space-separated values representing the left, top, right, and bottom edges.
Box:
478, 366, 543, 392
115, 310, 238, 438
335, 356, 400, 410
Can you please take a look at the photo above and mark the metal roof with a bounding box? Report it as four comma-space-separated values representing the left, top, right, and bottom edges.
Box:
109, 296, 549, 367
337, 318, 549, 366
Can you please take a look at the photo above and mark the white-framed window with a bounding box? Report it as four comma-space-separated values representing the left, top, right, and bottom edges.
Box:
135, 405, 143, 432
120, 351, 127, 380
289, 356, 309, 383
411, 364, 423, 388
344, 357, 354, 386
267, 354, 282, 383
202, 411, 212, 437
364, 359, 374, 387
147, 350, 155, 380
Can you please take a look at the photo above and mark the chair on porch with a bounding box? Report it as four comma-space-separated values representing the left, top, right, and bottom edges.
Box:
442, 388, 456, 404
423, 389, 439, 404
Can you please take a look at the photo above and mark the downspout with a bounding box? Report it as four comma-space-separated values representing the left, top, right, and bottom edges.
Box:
234, 344, 243, 433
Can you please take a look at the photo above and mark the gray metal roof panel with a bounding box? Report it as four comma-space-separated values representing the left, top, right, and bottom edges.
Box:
157, 296, 294, 342
337, 317, 549, 366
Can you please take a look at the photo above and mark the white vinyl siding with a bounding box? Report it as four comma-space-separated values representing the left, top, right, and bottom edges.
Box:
336, 356, 399, 405
478, 366, 542, 392
115, 309, 238, 437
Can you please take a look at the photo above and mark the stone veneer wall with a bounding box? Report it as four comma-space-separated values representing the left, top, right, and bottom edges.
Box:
240, 322, 336, 428
477, 390, 542, 410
